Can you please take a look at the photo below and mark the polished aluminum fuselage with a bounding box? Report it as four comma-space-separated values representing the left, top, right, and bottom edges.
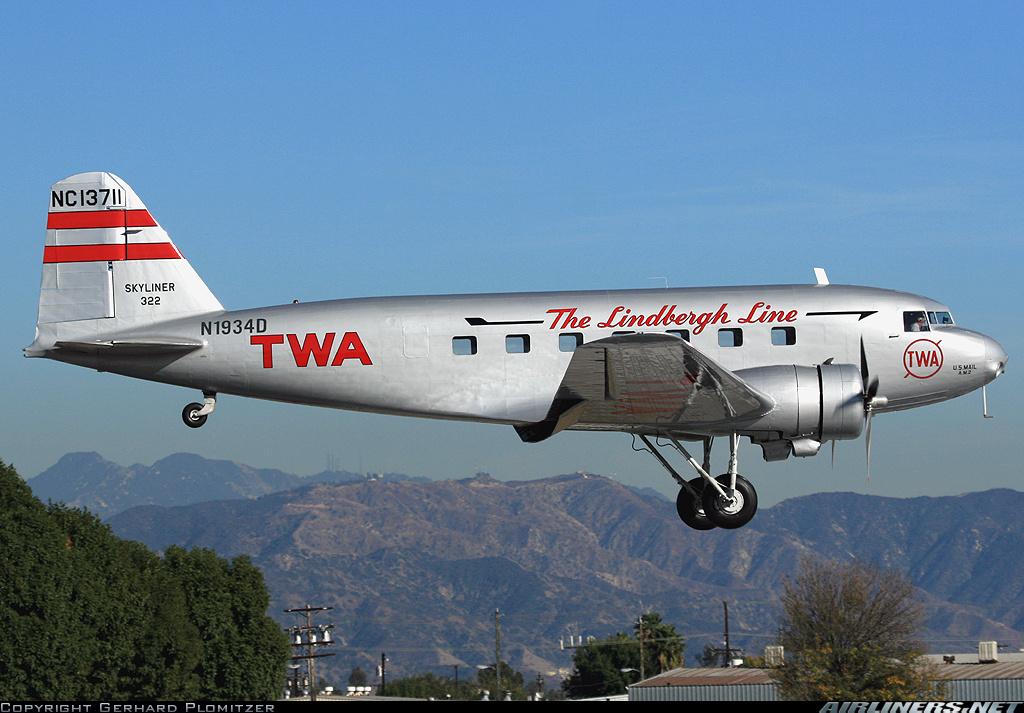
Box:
41, 283, 1006, 433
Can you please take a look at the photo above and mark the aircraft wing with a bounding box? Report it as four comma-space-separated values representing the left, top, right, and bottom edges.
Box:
516, 333, 775, 442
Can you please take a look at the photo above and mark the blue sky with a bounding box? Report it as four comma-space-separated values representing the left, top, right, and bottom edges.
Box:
2, 2, 1021, 506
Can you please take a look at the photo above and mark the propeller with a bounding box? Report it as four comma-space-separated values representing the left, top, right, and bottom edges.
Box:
860, 338, 884, 478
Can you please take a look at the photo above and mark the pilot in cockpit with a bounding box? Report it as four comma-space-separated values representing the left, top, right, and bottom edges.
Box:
905, 312, 930, 332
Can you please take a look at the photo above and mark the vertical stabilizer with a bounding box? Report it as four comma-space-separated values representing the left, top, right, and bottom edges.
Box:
39, 172, 222, 323
29, 172, 223, 354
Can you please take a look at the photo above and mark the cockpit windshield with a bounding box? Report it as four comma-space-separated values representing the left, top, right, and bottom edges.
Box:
905, 310, 955, 332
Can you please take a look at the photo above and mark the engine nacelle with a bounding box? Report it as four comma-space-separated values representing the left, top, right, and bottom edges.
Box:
734, 363, 865, 461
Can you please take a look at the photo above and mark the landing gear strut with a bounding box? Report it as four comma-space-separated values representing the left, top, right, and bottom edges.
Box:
639, 433, 758, 530
182, 393, 216, 428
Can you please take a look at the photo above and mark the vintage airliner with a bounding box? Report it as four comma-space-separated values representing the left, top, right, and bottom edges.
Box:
26, 172, 1008, 530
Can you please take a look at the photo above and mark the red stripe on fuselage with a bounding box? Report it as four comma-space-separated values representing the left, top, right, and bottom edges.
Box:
43, 242, 182, 263
46, 209, 158, 230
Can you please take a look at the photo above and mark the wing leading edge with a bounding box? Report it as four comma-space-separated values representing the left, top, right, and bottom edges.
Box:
515, 333, 775, 442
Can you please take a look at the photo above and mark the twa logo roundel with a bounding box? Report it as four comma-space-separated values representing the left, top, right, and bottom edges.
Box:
904, 339, 943, 379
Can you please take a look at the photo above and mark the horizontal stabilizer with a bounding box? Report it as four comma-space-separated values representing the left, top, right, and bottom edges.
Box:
53, 338, 204, 355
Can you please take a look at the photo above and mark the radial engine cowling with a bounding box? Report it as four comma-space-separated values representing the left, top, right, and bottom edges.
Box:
734, 363, 864, 460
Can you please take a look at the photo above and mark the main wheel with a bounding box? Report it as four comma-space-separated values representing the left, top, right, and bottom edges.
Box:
701, 474, 757, 529
675, 477, 716, 530
182, 402, 208, 428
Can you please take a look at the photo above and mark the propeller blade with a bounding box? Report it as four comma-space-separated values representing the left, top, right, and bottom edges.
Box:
860, 336, 878, 480
865, 409, 873, 481
860, 338, 870, 388
866, 376, 880, 401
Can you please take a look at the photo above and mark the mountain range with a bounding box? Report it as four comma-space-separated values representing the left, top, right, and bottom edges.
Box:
25, 452, 1024, 683
28, 451, 425, 518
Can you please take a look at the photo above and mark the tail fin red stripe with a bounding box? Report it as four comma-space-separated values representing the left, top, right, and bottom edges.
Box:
43, 242, 182, 263
46, 209, 158, 230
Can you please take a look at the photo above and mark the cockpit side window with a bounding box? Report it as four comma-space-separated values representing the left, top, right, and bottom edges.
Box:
904, 311, 930, 332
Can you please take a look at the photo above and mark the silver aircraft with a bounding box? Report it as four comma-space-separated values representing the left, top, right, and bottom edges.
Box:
26, 172, 1008, 530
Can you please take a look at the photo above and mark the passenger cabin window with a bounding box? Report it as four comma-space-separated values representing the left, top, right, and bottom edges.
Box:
452, 336, 477, 355
559, 333, 583, 352
718, 328, 743, 347
903, 311, 930, 332
771, 327, 796, 346
666, 329, 690, 342
505, 334, 530, 354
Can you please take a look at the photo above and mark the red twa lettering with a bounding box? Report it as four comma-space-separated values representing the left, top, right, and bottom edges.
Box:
251, 334, 284, 368
251, 332, 372, 368
903, 339, 943, 379
331, 332, 373, 366
913, 351, 939, 368
288, 333, 335, 367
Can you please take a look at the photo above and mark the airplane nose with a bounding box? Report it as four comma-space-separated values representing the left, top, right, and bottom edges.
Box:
985, 335, 1008, 380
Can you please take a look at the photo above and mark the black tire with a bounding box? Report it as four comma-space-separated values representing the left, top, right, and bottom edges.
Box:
701, 474, 757, 529
182, 402, 208, 428
676, 477, 716, 530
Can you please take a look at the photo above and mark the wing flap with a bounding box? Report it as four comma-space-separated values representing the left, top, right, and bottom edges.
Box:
516, 333, 774, 442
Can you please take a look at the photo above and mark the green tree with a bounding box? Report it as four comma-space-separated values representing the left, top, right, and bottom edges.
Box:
349, 665, 368, 687
635, 612, 685, 675
695, 643, 724, 668
771, 557, 945, 701
131, 566, 203, 699
0, 459, 288, 701
46, 503, 166, 698
562, 613, 685, 699
163, 546, 290, 701
382, 671, 480, 700
0, 460, 80, 699
477, 660, 526, 700
562, 632, 636, 698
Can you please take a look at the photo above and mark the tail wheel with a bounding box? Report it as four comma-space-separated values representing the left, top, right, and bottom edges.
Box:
182, 402, 208, 428
701, 474, 757, 529
675, 477, 717, 530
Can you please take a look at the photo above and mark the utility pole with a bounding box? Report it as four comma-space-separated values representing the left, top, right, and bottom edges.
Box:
724, 600, 731, 664
379, 652, 388, 695
637, 615, 645, 680
495, 608, 502, 699
284, 604, 335, 701
708, 601, 744, 667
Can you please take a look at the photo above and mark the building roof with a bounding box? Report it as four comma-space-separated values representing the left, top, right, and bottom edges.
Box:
637, 659, 1024, 688
634, 667, 772, 688
931, 661, 1024, 681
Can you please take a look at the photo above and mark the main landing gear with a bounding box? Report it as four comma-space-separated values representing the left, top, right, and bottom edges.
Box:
182, 393, 217, 428
638, 433, 758, 531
